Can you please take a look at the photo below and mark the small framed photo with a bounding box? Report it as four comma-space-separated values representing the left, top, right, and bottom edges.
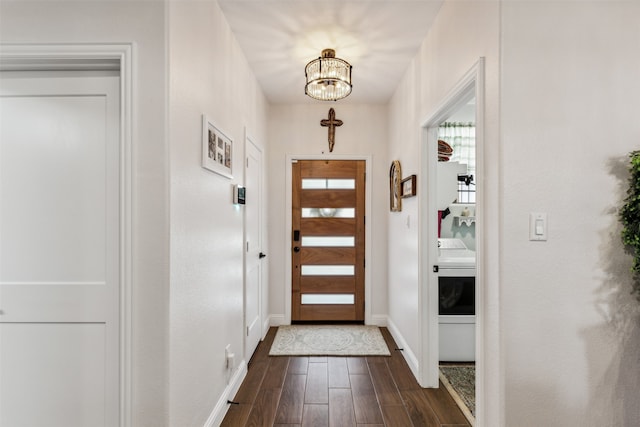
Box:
202, 115, 233, 179
401, 175, 417, 198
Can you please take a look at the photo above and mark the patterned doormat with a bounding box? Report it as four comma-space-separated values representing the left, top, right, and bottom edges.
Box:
269, 325, 390, 356
439, 365, 475, 425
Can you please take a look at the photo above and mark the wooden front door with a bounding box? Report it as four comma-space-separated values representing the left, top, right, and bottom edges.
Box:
292, 160, 365, 321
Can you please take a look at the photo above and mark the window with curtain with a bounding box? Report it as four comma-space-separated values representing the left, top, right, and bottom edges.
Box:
438, 122, 476, 203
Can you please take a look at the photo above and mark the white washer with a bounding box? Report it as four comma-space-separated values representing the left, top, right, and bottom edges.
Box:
437, 238, 476, 362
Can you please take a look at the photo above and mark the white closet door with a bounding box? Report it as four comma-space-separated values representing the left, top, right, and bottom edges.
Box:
0, 72, 120, 427
244, 137, 264, 361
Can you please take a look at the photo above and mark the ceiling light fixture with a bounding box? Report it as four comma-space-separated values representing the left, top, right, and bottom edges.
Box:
304, 49, 352, 101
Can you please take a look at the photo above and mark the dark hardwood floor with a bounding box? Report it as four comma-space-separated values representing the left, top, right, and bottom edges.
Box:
221, 327, 470, 427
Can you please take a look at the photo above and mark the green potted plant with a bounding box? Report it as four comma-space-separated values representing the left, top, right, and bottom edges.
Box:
620, 150, 640, 298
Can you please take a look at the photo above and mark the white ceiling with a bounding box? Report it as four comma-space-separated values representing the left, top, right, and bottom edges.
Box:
217, 0, 444, 104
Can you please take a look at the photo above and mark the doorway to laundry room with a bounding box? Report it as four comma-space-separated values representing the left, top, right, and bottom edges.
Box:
435, 97, 477, 424
419, 59, 484, 426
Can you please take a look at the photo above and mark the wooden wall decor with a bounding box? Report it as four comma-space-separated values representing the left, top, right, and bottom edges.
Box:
389, 160, 402, 212
401, 175, 417, 198
320, 108, 343, 152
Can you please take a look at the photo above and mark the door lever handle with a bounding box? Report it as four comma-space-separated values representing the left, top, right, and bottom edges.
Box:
259, 252, 267, 259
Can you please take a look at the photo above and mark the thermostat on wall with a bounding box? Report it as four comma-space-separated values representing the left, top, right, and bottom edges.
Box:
233, 185, 246, 205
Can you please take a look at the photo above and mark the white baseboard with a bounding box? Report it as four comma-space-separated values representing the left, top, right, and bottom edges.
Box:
203, 359, 247, 427
262, 316, 271, 338
269, 314, 286, 327
369, 314, 388, 327
386, 318, 420, 381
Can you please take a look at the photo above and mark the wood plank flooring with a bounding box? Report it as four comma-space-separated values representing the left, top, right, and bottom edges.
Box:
221, 327, 470, 427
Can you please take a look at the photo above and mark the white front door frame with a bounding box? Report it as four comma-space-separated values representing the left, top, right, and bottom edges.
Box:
0, 43, 133, 427
284, 154, 373, 325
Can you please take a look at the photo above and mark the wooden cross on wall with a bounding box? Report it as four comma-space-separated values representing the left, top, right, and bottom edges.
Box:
320, 108, 343, 152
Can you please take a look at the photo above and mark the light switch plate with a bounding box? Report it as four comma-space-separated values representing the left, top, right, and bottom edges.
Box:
529, 212, 547, 241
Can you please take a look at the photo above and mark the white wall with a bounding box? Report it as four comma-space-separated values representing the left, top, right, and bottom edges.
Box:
267, 104, 388, 325
0, 2, 170, 425
501, 2, 640, 425
168, 1, 268, 426
387, 0, 501, 423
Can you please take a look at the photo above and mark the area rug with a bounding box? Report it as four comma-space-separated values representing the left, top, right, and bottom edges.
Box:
269, 325, 391, 356
439, 365, 475, 425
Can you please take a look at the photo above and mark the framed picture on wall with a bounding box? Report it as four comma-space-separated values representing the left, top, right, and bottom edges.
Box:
202, 114, 233, 179
389, 160, 402, 212
401, 175, 417, 198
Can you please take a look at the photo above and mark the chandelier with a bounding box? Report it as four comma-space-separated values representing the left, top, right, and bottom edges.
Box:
304, 49, 352, 101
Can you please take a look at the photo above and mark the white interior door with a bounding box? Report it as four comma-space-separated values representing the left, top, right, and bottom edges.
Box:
244, 136, 264, 360
0, 71, 120, 426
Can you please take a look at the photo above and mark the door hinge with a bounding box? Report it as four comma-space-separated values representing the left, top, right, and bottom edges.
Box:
246, 158, 249, 168
246, 326, 249, 336
364, 258, 366, 268
246, 241, 249, 252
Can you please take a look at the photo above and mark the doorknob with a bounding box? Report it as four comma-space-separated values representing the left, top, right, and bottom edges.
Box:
259, 252, 267, 259
293, 246, 300, 253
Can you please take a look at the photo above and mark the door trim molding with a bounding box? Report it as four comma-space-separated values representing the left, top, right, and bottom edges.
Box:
0, 43, 134, 427
285, 155, 372, 325
418, 58, 486, 415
